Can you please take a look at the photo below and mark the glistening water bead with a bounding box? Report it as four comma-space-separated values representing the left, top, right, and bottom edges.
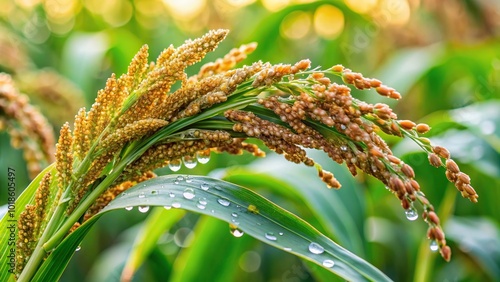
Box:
182, 188, 195, 200
200, 182, 209, 191
265, 232, 277, 241
405, 207, 419, 221
168, 159, 182, 171
196, 150, 211, 164
430, 240, 439, 252
322, 259, 335, 268
217, 198, 230, 207
182, 155, 197, 169
308, 242, 325, 255
138, 206, 150, 213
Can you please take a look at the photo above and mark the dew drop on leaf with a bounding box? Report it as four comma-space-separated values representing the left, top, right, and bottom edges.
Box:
196, 203, 206, 210
138, 192, 145, 199
169, 192, 175, 198
308, 242, 324, 254
138, 206, 149, 213
125, 206, 133, 211
322, 259, 335, 268
230, 224, 244, 238
172, 202, 181, 208
198, 198, 207, 205
182, 188, 195, 200
265, 232, 277, 241
164, 205, 171, 210
75, 246, 81, 252
231, 212, 238, 218
217, 198, 230, 207
200, 182, 210, 191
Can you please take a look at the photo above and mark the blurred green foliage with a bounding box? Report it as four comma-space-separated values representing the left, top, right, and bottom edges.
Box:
0, 0, 499, 281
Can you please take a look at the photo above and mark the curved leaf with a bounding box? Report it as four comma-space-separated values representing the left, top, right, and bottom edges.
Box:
32, 174, 391, 281
102, 175, 391, 281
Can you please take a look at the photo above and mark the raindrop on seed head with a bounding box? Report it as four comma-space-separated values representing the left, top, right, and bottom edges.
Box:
169, 159, 182, 171
405, 207, 419, 221
182, 155, 197, 169
430, 240, 439, 252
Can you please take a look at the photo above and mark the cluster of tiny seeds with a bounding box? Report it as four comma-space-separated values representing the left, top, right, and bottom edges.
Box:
332, 64, 402, 100
16, 205, 36, 277
55, 123, 73, 198
252, 60, 311, 87
197, 42, 257, 78
0, 73, 55, 177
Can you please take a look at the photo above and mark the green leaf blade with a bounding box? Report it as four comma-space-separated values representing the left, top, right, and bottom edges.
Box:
101, 175, 392, 282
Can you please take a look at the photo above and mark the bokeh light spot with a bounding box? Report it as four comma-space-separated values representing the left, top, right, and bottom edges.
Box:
314, 5, 344, 39
344, 0, 377, 14
280, 11, 312, 40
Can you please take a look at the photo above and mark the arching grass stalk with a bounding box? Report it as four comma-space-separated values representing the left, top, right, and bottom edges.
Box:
11, 29, 478, 281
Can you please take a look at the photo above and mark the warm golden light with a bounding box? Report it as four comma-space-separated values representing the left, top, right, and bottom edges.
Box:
374, 0, 411, 26
163, 0, 206, 20
314, 5, 344, 39
262, 0, 291, 12
280, 11, 312, 40
344, 0, 378, 14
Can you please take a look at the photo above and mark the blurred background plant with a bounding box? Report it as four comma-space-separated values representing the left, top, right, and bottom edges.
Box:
0, 0, 498, 281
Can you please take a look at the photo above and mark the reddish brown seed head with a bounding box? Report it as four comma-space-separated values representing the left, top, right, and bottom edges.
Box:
416, 123, 430, 134
428, 153, 443, 167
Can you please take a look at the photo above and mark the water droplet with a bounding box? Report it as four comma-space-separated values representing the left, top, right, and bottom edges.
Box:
211, 209, 215, 213
340, 124, 346, 130
430, 240, 439, 252
183, 188, 195, 200
214, 185, 222, 191
197, 203, 206, 210
279, 232, 284, 236
164, 205, 171, 210
185, 176, 193, 183
231, 219, 240, 225
322, 259, 335, 268
138, 206, 149, 213
265, 232, 277, 241
151, 190, 158, 195
176, 175, 184, 182
196, 150, 211, 164
308, 242, 324, 254
231, 212, 238, 218
230, 224, 244, 237
169, 192, 175, 198
405, 207, 419, 221
172, 202, 181, 208
125, 206, 133, 211
75, 246, 81, 252
168, 159, 182, 171
200, 183, 209, 191
138, 192, 145, 199
217, 198, 230, 207
182, 155, 197, 169
284, 247, 292, 251
198, 198, 207, 205
340, 145, 348, 151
